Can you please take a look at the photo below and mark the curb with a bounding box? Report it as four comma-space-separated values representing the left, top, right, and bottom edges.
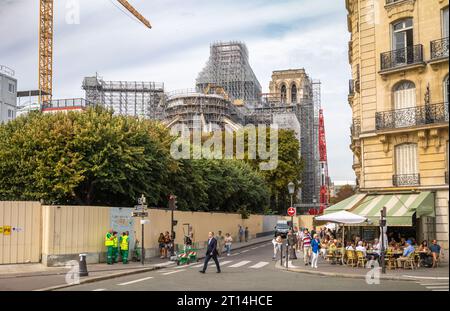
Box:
275, 261, 449, 282
36, 237, 272, 291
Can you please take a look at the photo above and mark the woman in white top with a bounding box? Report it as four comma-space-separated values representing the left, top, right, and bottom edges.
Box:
345, 242, 355, 251
224, 233, 233, 256
355, 241, 367, 257
272, 235, 283, 260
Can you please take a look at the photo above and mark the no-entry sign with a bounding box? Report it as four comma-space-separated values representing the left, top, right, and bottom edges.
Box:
287, 207, 296, 217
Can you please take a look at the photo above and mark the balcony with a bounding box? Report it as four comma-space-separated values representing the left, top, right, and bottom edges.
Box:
380, 44, 424, 73
430, 37, 449, 61
375, 102, 449, 131
393, 174, 420, 187
385, 0, 407, 4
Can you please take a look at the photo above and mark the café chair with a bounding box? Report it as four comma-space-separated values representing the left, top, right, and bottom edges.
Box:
346, 250, 356, 267
356, 251, 366, 268
386, 251, 397, 270
403, 252, 416, 270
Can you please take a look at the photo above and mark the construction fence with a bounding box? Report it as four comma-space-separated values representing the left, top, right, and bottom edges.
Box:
0, 202, 282, 266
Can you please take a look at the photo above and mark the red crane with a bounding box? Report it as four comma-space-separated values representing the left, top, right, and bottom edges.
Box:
311, 108, 330, 215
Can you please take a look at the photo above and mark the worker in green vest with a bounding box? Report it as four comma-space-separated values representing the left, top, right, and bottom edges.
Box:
112, 231, 119, 263
120, 232, 130, 264
105, 229, 114, 265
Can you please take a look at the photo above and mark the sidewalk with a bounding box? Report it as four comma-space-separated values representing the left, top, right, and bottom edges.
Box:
276, 250, 449, 282
0, 235, 273, 291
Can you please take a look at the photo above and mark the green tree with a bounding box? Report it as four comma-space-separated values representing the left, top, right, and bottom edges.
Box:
0, 107, 173, 206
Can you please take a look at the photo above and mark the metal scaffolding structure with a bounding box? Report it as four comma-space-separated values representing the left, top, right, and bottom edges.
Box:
196, 42, 262, 108
82, 75, 165, 119
164, 89, 244, 132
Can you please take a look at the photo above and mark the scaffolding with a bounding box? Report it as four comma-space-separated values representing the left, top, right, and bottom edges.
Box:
165, 90, 243, 132
82, 74, 165, 119
196, 41, 262, 108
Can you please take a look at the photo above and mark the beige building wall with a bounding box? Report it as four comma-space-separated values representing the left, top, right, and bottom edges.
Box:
346, 0, 449, 249
0, 201, 41, 265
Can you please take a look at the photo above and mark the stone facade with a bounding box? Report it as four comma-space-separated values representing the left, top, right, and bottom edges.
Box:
346, 0, 449, 250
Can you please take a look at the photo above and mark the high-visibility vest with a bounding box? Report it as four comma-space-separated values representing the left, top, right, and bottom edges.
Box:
105, 233, 114, 246
120, 235, 129, 250
113, 236, 118, 248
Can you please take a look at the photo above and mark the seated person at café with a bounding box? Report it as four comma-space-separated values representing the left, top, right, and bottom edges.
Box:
396, 240, 415, 268
320, 238, 329, 258
399, 237, 406, 247
418, 240, 432, 268
355, 241, 367, 257
430, 240, 441, 268
345, 242, 355, 251
369, 239, 381, 260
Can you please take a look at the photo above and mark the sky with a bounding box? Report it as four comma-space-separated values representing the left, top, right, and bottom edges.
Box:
0, 0, 354, 182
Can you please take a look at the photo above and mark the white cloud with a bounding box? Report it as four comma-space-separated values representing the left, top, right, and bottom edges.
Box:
0, 0, 354, 181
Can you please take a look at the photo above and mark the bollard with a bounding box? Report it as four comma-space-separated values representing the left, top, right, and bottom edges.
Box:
79, 253, 89, 277
280, 244, 283, 266
286, 243, 289, 269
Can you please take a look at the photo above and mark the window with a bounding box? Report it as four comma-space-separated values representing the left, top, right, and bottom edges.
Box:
443, 7, 449, 38
394, 143, 419, 186
7, 109, 14, 119
8, 83, 15, 93
291, 84, 297, 104
280, 84, 287, 103
393, 81, 416, 127
392, 18, 414, 64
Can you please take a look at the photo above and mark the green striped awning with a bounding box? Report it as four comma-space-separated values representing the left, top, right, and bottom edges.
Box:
350, 192, 435, 226
324, 193, 367, 214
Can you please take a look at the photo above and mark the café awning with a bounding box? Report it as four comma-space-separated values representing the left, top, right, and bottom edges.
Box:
324, 193, 367, 214
315, 210, 367, 224
350, 192, 435, 226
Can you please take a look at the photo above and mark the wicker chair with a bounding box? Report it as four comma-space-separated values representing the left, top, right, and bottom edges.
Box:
356, 251, 366, 268
403, 252, 416, 270
346, 250, 356, 267
386, 251, 397, 270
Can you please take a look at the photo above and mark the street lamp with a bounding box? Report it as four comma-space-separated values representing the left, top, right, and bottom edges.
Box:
288, 182, 295, 229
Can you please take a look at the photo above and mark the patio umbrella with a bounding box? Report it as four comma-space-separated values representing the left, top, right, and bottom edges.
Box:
315, 210, 367, 224
315, 211, 367, 264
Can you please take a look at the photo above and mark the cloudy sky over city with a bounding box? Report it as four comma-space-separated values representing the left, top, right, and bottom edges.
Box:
0, 0, 353, 181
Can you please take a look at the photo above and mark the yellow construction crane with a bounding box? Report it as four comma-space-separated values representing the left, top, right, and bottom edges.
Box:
38, 0, 151, 104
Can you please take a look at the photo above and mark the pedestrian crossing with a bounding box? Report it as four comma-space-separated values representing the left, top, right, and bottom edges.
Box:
160, 259, 271, 270
416, 281, 449, 291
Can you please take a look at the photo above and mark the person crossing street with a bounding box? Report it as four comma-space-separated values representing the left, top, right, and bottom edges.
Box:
120, 232, 129, 264
199, 232, 221, 274
104, 229, 114, 265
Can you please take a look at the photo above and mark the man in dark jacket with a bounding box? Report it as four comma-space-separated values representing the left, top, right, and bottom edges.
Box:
287, 230, 298, 259
199, 231, 221, 273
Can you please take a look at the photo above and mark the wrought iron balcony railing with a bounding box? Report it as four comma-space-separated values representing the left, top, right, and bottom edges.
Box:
375, 102, 449, 130
351, 118, 361, 138
380, 44, 424, 71
385, 0, 406, 4
431, 37, 449, 60
393, 174, 420, 187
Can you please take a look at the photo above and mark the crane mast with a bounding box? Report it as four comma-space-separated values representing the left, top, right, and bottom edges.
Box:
38, 0, 151, 105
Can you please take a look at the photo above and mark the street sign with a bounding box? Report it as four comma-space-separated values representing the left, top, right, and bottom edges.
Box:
132, 211, 148, 218
287, 207, 296, 217
140, 219, 150, 225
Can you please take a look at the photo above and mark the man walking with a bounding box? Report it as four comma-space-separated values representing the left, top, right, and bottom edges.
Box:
244, 227, 249, 242
120, 232, 129, 264
105, 229, 114, 265
302, 229, 312, 266
238, 225, 244, 243
199, 232, 221, 274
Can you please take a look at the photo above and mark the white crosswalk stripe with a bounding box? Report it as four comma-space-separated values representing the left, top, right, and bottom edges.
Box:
249, 261, 269, 269
92, 288, 106, 291
229, 260, 251, 268
162, 269, 185, 275
117, 276, 154, 286
154, 261, 175, 267
416, 281, 449, 291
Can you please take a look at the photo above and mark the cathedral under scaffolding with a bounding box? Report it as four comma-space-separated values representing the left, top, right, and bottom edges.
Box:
81, 42, 321, 207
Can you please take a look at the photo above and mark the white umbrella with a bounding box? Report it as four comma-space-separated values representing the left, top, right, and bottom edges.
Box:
315, 211, 367, 265
315, 210, 367, 224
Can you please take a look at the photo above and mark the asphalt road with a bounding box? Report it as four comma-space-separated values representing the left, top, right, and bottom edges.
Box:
58, 242, 440, 291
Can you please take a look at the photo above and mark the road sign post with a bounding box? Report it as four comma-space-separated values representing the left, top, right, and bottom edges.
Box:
132, 194, 148, 265
287, 207, 296, 230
